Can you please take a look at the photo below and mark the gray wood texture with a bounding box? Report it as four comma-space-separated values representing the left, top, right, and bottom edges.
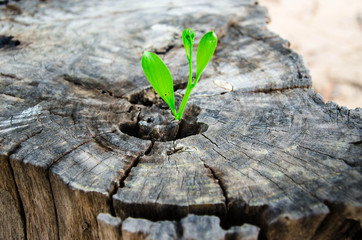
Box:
120, 214, 259, 240
1, 0, 361, 239
97, 213, 122, 240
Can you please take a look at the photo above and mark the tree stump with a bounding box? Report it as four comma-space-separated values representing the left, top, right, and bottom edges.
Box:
1, 0, 361, 239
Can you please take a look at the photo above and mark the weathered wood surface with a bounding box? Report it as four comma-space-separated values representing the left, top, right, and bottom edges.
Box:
0, 0, 361, 239
98, 213, 259, 240
97, 213, 122, 240
119, 213, 259, 240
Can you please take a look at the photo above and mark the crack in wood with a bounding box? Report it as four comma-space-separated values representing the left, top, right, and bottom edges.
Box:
144, 140, 154, 155
199, 158, 228, 216
298, 145, 357, 168
235, 146, 327, 207
175, 220, 184, 239
62, 74, 125, 100
232, 134, 343, 176
199, 151, 265, 234
0, 72, 21, 79
201, 133, 219, 147
1, 1, 360, 238
34, 112, 111, 175
85, 134, 152, 218
349, 140, 362, 145
154, 44, 175, 55
107, 181, 118, 217
45, 139, 93, 171
118, 141, 153, 188
214, 145, 323, 229
5, 129, 44, 240
7, 129, 43, 156
93, 135, 116, 153
4, 156, 27, 240
212, 147, 253, 186
48, 111, 76, 125
47, 174, 61, 240
234, 26, 275, 42
221, 140, 361, 238
244, 85, 311, 94
0, 35, 20, 49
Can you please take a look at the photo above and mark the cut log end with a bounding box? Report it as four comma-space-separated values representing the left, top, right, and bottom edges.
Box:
0, 0, 361, 239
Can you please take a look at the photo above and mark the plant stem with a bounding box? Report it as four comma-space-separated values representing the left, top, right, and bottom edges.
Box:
192, 74, 201, 88
176, 83, 193, 120
175, 45, 193, 120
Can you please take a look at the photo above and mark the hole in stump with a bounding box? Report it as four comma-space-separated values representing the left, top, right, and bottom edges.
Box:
119, 103, 208, 142
123, 84, 208, 141
0, 35, 20, 49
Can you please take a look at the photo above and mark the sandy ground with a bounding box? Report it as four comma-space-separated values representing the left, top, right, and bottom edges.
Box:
259, 0, 362, 109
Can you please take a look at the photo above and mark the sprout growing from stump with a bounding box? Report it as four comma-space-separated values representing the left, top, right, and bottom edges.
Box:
141, 28, 217, 120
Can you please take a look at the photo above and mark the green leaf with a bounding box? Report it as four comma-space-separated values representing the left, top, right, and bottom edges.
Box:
196, 31, 217, 82
141, 51, 176, 115
182, 28, 195, 60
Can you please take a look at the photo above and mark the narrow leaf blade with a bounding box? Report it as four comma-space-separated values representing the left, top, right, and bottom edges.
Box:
196, 31, 217, 80
141, 51, 175, 114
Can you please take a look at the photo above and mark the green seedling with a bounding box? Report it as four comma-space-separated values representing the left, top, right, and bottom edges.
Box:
141, 28, 217, 120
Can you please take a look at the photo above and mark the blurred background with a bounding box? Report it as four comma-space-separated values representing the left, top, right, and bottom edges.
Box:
259, 0, 362, 109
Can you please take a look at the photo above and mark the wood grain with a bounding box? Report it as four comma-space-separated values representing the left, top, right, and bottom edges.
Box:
121, 214, 259, 240
0, 0, 361, 239
97, 213, 122, 240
